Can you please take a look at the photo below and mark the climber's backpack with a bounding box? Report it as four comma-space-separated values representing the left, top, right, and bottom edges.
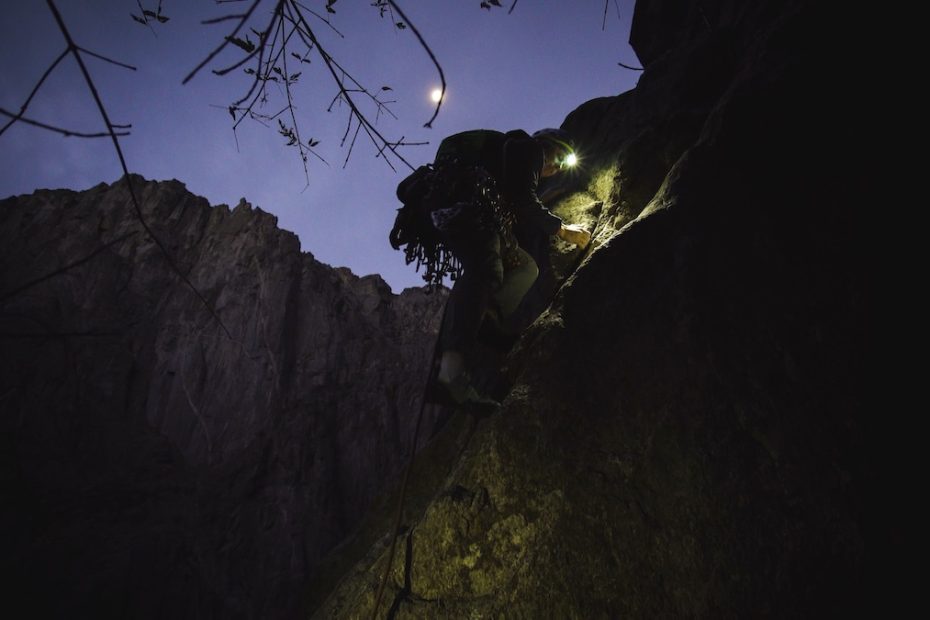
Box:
390, 131, 513, 289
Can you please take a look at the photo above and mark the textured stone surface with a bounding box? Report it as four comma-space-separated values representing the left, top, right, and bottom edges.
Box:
0, 177, 448, 619
2, 0, 881, 616
311, 0, 874, 617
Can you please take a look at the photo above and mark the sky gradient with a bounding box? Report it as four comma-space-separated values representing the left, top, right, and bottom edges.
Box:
1, 0, 641, 291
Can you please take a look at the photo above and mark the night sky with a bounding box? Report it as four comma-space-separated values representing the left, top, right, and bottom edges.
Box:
1, 0, 641, 291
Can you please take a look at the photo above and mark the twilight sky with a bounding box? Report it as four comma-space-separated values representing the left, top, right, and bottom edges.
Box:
1, 0, 641, 292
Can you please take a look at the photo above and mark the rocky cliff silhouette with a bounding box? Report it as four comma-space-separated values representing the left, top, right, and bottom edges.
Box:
2, 0, 875, 618
1, 178, 450, 618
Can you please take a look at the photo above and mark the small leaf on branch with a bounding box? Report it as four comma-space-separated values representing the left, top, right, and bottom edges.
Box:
395, 21, 406, 29
480, 2, 491, 9
308, 138, 320, 147
225, 35, 255, 53
228, 106, 236, 121
326, 6, 336, 13
381, 86, 393, 91
156, 14, 169, 23
244, 67, 256, 75
131, 13, 147, 25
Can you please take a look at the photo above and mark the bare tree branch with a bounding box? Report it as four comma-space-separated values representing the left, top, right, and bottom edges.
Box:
230, 27, 292, 153
279, 8, 312, 182
209, 1, 281, 80
294, 0, 345, 38
76, 46, 138, 71
603, 0, 622, 30
0, 47, 68, 138
0, 231, 138, 304
342, 120, 362, 168
189, 0, 435, 173
228, 1, 286, 120
385, 1, 444, 128
0, 107, 130, 138
285, 0, 416, 171
201, 13, 249, 25
183, 0, 262, 84
45, 0, 234, 340
133, 0, 158, 37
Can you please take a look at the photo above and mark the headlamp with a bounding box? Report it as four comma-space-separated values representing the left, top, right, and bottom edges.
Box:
560, 152, 578, 169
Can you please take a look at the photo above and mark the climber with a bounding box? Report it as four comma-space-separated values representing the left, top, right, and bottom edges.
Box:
391, 127, 591, 407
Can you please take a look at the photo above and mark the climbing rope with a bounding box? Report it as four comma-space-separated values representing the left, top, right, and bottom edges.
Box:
370, 297, 450, 619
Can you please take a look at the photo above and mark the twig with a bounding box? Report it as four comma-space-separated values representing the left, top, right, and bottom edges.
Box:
0, 231, 138, 304
194, 0, 425, 173
76, 46, 138, 71
201, 13, 248, 24
210, 33, 265, 76
617, 61, 644, 71
508, 0, 519, 14
0, 47, 68, 138
279, 14, 312, 182
229, 1, 287, 126
134, 0, 158, 37
183, 0, 263, 84
342, 121, 362, 168
287, 0, 415, 171
294, 0, 345, 38
0, 107, 131, 138
386, 1, 444, 128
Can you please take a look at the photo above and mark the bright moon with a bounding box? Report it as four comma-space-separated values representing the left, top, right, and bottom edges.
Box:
430, 88, 443, 103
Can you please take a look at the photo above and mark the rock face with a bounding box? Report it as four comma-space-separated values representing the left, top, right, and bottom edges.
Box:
311, 0, 874, 618
3, 0, 880, 616
0, 177, 448, 619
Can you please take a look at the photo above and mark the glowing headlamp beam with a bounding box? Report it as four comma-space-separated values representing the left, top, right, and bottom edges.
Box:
564, 152, 578, 167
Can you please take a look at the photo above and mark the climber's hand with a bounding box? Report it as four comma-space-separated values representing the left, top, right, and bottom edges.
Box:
557, 223, 592, 249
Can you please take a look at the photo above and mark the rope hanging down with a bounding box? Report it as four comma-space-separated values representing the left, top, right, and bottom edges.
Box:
370, 298, 450, 619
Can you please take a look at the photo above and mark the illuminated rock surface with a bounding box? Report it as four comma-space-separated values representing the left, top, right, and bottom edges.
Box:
2, 0, 877, 618
309, 0, 874, 618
